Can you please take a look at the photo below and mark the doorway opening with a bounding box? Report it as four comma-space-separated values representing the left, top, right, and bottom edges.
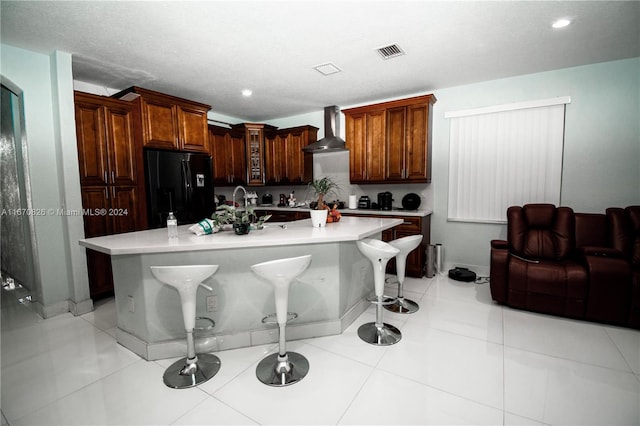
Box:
1, 79, 39, 306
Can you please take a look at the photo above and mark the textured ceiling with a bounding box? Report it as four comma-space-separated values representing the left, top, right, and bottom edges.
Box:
1, 1, 639, 121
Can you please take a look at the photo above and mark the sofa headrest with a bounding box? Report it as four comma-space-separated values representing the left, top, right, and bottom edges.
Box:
508, 204, 575, 260
575, 213, 607, 248
521, 204, 556, 228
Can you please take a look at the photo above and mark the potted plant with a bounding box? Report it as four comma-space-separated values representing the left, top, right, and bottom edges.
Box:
211, 205, 271, 235
308, 177, 339, 227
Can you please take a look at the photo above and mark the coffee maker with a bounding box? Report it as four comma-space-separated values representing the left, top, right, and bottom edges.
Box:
377, 192, 393, 210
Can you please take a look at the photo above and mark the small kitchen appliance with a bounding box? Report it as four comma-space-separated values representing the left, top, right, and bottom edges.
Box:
377, 192, 393, 211
261, 192, 273, 205
401, 193, 421, 210
358, 195, 371, 209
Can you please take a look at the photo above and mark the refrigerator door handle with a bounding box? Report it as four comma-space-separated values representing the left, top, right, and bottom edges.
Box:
181, 159, 192, 204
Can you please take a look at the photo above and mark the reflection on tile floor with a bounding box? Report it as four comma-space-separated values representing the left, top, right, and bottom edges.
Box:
2, 275, 639, 425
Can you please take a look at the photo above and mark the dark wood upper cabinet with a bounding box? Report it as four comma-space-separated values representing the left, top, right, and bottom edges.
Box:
209, 124, 317, 187
283, 126, 316, 184
209, 125, 247, 186
232, 123, 272, 186
112, 86, 210, 153
75, 95, 137, 187
178, 104, 211, 152
265, 125, 317, 185
343, 94, 436, 184
264, 131, 287, 184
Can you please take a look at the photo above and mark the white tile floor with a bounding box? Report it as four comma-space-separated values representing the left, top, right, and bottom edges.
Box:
2, 275, 639, 425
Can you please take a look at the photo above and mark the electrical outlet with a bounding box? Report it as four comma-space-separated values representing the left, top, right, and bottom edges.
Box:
206, 295, 218, 312
127, 295, 134, 313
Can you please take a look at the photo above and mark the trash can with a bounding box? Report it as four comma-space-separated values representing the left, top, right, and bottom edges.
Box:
434, 243, 444, 275
425, 244, 435, 278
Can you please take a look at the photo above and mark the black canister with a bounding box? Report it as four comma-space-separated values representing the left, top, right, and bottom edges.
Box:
377, 192, 393, 210
401, 193, 421, 210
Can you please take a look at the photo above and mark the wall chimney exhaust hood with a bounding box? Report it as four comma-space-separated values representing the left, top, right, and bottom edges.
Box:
302, 106, 348, 153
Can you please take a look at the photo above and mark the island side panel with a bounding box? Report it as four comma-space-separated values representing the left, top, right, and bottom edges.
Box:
339, 231, 379, 316
111, 240, 373, 359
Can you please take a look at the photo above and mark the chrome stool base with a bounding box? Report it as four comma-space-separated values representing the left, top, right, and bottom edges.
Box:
357, 322, 402, 346
256, 352, 309, 386
383, 297, 420, 314
163, 353, 221, 389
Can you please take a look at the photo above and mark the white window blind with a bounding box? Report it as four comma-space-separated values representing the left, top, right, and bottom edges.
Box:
445, 97, 570, 223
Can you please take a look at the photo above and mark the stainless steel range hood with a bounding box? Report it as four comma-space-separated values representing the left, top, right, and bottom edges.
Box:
302, 106, 348, 153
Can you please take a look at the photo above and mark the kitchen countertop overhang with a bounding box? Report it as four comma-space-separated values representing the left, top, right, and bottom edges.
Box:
79, 216, 404, 256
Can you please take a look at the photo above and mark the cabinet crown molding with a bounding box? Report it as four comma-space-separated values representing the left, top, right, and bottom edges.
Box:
342, 94, 437, 115
111, 86, 211, 110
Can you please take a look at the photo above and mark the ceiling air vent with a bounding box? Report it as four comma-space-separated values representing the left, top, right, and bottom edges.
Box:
313, 62, 342, 76
376, 43, 405, 60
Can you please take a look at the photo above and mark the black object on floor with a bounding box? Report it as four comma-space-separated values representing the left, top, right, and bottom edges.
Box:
448, 267, 477, 282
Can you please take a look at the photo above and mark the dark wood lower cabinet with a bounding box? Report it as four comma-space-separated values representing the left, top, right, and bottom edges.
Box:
255, 210, 306, 222
86, 249, 114, 299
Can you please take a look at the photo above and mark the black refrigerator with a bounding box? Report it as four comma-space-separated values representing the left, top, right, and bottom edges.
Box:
144, 149, 215, 228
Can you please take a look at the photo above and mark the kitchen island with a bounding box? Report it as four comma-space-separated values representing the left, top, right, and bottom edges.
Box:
79, 216, 403, 360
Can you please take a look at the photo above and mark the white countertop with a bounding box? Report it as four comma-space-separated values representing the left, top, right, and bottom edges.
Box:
257, 206, 432, 217
79, 216, 403, 255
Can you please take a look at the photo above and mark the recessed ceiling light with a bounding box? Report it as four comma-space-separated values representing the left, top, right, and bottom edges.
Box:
552, 18, 572, 29
241, 89, 252, 97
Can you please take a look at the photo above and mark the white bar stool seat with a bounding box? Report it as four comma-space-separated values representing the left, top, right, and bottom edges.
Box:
356, 239, 401, 345
251, 254, 312, 386
384, 234, 423, 314
150, 265, 221, 389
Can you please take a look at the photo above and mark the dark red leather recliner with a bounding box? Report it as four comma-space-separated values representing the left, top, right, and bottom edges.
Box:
491, 203, 638, 329
491, 204, 589, 319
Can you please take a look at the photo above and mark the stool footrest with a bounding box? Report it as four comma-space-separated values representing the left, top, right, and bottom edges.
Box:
194, 316, 215, 331
262, 312, 298, 324
366, 295, 397, 306
383, 297, 420, 314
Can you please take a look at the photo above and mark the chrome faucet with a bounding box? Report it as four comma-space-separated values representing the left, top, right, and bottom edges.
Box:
232, 185, 248, 214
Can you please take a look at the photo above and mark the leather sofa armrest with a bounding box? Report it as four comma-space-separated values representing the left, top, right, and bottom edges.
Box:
579, 246, 624, 258
491, 239, 508, 250
490, 240, 509, 303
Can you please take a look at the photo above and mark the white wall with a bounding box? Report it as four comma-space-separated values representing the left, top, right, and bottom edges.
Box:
271, 58, 640, 273
1, 44, 91, 316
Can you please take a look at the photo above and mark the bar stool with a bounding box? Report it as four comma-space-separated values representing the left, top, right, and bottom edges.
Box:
150, 265, 221, 389
356, 239, 401, 345
384, 234, 423, 314
251, 254, 312, 386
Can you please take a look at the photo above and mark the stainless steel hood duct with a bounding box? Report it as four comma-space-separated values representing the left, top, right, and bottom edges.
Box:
302, 106, 348, 153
